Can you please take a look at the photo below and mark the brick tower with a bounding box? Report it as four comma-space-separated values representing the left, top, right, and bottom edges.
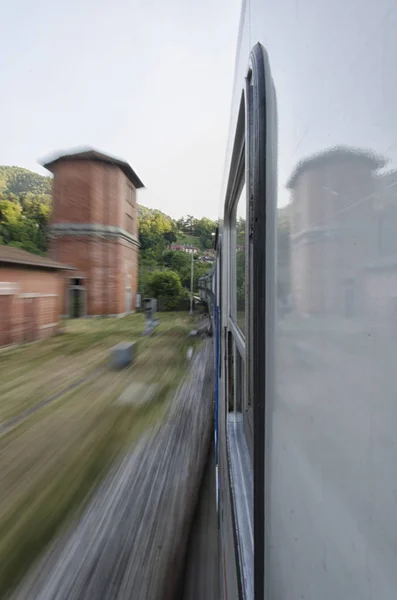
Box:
45, 149, 144, 317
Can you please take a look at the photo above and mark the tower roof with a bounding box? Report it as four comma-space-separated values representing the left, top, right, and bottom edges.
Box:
286, 146, 386, 189
42, 149, 145, 189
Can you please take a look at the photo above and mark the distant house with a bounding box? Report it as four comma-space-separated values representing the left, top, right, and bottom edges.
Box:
0, 246, 73, 347
199, 250, 216, 263
167, 244, 200, 255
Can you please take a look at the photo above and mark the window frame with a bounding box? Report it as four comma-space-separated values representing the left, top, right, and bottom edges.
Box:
246, 44, 276, 600
224, 42, 276, 600
226, 96, 246, 335
224, 85, 255, 600
224, 92, 251, 422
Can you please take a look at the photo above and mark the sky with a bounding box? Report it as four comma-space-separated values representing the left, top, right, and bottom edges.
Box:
0, 0, 241, 219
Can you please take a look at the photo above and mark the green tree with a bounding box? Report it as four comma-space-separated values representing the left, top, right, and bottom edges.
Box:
138, 254, 159, 296
0, 198, 22, 223
0, 166, 52, 255
22, 196, 50, 252
184, 215, 195, 233
139, 211, 177, 254
146, 269, 184, 309
0, 199, 22, 244
0, 193, 49, 254
162, 250, 191, 272
194, 217, 216, 249
147, 269, 183, 297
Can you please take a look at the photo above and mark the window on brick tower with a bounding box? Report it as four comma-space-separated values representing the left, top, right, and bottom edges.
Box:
126, 182, 134, 206
126, 213, 134, 234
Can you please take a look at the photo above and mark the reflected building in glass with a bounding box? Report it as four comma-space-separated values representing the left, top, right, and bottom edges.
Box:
287, 146, 397, 324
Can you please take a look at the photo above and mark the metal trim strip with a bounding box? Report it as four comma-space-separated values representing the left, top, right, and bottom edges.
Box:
227, 412, 254, 600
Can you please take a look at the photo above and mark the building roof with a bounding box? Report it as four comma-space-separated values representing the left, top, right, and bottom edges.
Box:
0, 246, 74, 270
286, 146, 386, 189
42, 149, 145, 189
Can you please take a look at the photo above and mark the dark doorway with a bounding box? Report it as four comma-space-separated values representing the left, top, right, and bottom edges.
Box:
69, 287, 85, 318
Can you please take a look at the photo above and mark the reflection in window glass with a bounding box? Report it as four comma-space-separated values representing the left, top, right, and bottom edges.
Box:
234, 343, 243, 411
235, 185, 246, 334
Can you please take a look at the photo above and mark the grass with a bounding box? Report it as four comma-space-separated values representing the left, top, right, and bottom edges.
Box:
0, 312, 197, 598
176, 233, 203, 249
0, 313, 191, 422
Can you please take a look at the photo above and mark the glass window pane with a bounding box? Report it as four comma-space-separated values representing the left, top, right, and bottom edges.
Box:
235, 185, 246, 334
232, 342, 245, 413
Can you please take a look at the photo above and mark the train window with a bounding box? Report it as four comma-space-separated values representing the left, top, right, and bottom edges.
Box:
233, 185, 247, 335
227, 330, 234, 412
223, 91, 247, 425
222, 44, 272, 600
234, 343, 244, 412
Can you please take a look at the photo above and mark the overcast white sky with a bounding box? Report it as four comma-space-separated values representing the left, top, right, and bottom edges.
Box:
0, 0, 241, 219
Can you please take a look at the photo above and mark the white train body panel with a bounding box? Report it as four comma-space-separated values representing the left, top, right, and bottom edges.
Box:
217, 1, 397, 599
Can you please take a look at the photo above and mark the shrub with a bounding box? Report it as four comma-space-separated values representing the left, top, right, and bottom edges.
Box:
146, 269, 183, 301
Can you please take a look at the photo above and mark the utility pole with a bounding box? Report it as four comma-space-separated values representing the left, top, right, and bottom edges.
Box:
189, 249, 194, 315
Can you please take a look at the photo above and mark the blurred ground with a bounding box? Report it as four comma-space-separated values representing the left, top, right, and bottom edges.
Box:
8, 335, 214, 600
0, 313, 196, 598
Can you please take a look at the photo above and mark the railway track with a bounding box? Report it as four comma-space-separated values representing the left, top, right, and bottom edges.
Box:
12, 338, 215, 600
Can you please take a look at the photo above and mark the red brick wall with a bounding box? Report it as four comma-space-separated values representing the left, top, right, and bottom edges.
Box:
51, 161, 92, 224
90, 162, 105, 224
0, 266, 64, 347
49, 235, 138, 316
119, 239, 138, 313
107, 167, 123, 228
114, 240, 137, 315
51, 160, 137, 230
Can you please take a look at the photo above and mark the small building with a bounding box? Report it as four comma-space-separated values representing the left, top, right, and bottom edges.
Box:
199, 250, 216, 263
0, 246, 73, 347
44, 149, 144, 317
167, 244, 200, 255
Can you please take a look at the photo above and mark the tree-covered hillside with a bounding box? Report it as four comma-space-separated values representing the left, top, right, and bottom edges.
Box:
0, 166, 52, 196
137, 208, 216, 296
0, 167, 52, 255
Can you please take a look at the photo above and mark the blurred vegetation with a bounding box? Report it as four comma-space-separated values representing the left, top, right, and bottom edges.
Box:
0, 166, 52, 255
0, 166, 52, 196
137, 209, 216, 298
145, 270, 184, 305
0, 312, 198, 598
